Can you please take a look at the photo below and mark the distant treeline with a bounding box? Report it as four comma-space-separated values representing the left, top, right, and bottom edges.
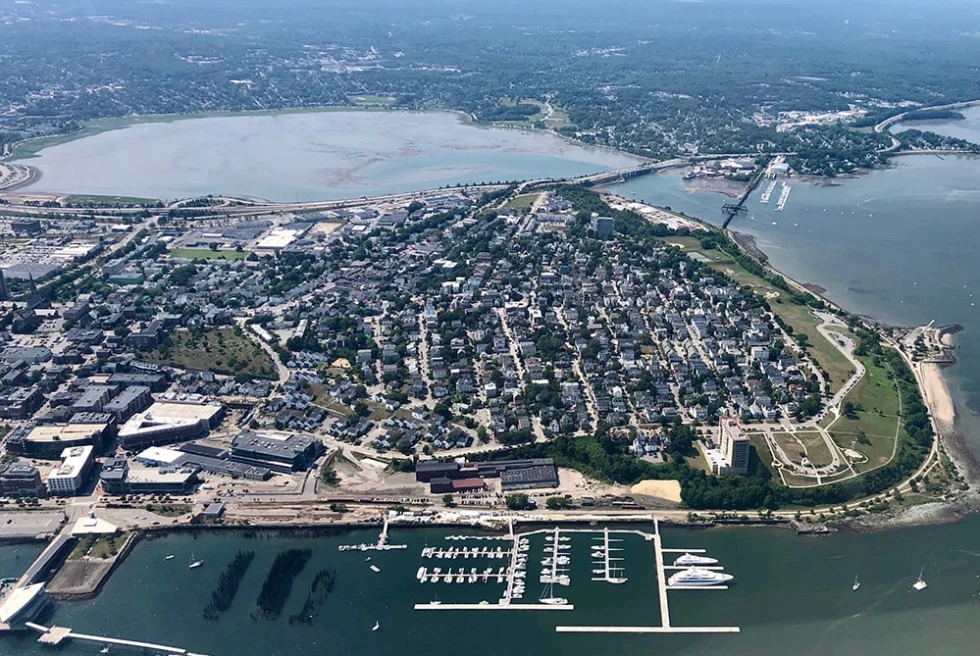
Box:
254, 549, 313, 620
899, 109, 966, 122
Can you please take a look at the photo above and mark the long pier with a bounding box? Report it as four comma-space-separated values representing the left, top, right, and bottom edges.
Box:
26, 622, 209, 655
652, 519, 671, 628
556, 626, 740, 634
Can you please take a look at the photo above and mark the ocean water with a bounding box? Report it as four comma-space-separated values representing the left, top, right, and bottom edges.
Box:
14, 111, 640, 202
6, 520, 980, 656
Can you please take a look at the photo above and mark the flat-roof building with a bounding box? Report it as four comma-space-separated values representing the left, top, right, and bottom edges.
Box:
71, 385, 113, 414
118, 401, 224, 450
415, 460, 461, 482
499, 464, 559, 491
99, 458, 200, 495
47, 445, 94, 496
0, 462, 46, 498
0, 346, 52, 364
417, 457, 559, 492
718, 417, 750, 476
106, 372, 168, 393
6, 422, 111, 459
0, 386, 44, 419
229, 429, 325, 472
104, 385, 152, 421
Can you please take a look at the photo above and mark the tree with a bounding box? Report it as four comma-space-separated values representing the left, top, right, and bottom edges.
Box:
329, 503, 348, 513
442, 494, 456, 507
545, 496, 572, 510
506, 493, 530, 510
208, 242, 219, 251
353, 401, 371, 417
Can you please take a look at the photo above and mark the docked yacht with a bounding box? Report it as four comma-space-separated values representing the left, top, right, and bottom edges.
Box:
538, 581, 569, 605
673, 553, 719, 567
667, 567, 734, 587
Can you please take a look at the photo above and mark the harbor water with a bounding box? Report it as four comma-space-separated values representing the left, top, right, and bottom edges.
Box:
5, 519, 980, 655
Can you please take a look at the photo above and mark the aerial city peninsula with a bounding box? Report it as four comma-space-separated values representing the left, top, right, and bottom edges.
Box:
0, 0, 977, 654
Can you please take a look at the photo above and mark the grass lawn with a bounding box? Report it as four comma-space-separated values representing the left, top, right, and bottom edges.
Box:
64, 194, 159, 206
771, 431, 835, 468
662, 238, 854, 392
69, 535, 121, 560
501, 193, 540, 210
143, 327, 277, 380
824, 352, 902, 470
169, 247, 250, 261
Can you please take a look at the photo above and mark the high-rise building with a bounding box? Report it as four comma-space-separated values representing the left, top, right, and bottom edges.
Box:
719, 417, 750, 475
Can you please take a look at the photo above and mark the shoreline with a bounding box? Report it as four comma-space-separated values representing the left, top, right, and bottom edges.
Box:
603, 190, 973, 526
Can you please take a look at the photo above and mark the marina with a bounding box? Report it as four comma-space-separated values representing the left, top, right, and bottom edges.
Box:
409, 519, 738, 632
759, 179, 777, 203
591, 527, 628, 584
775, 182, 792, 211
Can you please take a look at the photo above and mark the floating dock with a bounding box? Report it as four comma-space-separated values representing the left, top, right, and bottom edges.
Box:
556, 626, 740, 634
414, 603, 574, 611
338, 515, 407, 551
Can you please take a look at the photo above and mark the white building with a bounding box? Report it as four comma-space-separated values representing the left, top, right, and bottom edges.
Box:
47, 445, 94, 496
719, 417, 750, 475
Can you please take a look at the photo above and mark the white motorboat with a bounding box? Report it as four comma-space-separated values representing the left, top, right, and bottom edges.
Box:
673, 553, 719, 567
188, 555, 203, 570
372, 621, 380, 632
667, 567, 734, 587
370, 565, 381, 573
852, 575, 860, 592
164, 555, 175, 561
416, 566, 426, 581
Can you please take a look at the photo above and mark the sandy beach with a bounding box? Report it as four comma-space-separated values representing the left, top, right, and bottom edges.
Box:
920, 362, 956, 430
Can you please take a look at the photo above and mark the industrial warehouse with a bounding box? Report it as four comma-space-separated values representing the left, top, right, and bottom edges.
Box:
415, 458, 560, 494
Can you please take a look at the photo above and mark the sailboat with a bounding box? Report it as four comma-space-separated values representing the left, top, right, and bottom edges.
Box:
852, 575, 860, 592
913, 568, 928, 591
539, 580, 569, 606
188, 554, 203, 570
372, 621, 380, 632
164, 554, 175, 561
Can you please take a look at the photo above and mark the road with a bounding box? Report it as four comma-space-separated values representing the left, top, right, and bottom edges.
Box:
873, 97, 980, 134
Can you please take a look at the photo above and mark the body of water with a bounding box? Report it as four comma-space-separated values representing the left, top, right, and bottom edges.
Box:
13, 111, 640, 202
890, 104, 980, 143
5, 521, 980, 656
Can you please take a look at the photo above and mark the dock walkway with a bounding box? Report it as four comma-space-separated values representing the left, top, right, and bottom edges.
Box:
26, 621, 209, 655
